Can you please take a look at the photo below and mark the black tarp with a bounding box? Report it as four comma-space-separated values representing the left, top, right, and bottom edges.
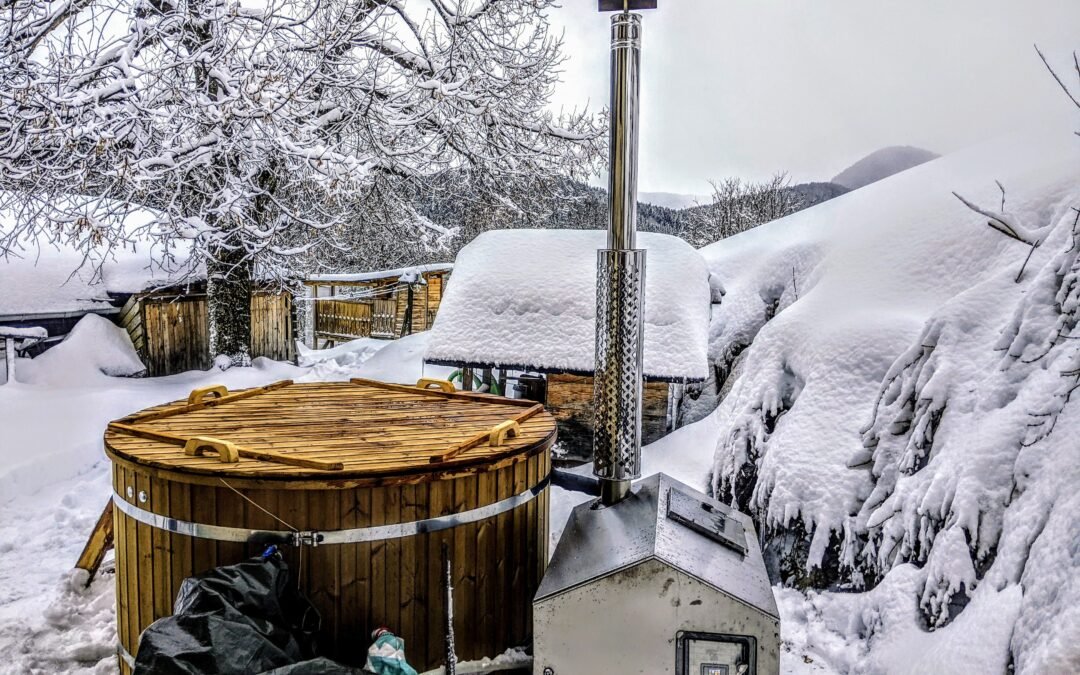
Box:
133, 550, 357, 674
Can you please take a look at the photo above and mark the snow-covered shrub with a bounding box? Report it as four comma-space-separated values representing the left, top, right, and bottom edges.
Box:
700, 126, 1080, 670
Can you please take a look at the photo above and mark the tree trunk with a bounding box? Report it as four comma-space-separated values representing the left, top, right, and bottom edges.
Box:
206, 241, 252, 368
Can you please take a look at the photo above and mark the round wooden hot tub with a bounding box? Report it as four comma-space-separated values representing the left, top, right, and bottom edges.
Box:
104, 378, 555, 673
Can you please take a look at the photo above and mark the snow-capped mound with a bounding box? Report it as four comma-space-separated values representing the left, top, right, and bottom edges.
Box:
831, 145, 939, 191
18, 314, 145, 385
699, 125, 1080, 672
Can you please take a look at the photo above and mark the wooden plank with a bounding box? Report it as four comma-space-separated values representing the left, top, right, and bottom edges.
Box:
108, 422, 344, 471
349, 378, 538, 407
191, 482, 217, 575
429, 404, 545, 463
150, 475, 171, 623
510, 458, 527, 644
426, 478, 453, 667
113, 466, 129, 656
339, 487, 361, 657
476, 466, 497, 658
168, 479, 193, 608
118, 380, 295, 424
452, 474, 477, 659
134, 470, 154, 642
369, 486, 388, 639
384, 486, 402, 644
74, 499, 114, 585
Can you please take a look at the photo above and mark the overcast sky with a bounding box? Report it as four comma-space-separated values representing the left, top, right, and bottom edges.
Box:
545, 0, 1080, 195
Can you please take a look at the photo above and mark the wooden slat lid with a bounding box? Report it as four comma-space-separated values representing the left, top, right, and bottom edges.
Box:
104, 379, 556, 482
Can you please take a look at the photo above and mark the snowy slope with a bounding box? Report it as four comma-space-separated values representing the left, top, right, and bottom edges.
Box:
699, 126, 1080, 672
831, 146, 939, 191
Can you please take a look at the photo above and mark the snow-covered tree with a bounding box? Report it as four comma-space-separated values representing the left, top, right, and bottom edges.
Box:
0, 0, 602, 364
682, 173, 802, 247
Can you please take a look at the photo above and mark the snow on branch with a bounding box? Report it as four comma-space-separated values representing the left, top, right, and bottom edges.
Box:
953, 191, 1044, 247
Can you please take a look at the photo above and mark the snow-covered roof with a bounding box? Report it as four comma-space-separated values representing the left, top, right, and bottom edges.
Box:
0, 203, 196, 319
307, 263, 453, 284
424, 229, 710, 381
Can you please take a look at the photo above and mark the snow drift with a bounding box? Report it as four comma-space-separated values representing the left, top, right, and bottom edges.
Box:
700, 126, 1080, 672
16, 314, 145, 385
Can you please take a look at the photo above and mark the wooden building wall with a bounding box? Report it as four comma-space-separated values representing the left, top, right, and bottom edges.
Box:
545, 373, 670, 460
121, 289, 294, 376
309, 271, 448, 347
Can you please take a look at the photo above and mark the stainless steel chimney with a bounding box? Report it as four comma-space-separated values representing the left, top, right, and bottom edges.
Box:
594, 11, 645, 506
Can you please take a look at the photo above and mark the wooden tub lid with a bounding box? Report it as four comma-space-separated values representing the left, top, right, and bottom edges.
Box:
104, 378, 556, 482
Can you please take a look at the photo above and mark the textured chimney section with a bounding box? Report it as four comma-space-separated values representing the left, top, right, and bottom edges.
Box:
594, 12, 645, 506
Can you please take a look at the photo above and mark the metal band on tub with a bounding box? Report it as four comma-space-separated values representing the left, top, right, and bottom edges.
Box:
111, 474, 550, 547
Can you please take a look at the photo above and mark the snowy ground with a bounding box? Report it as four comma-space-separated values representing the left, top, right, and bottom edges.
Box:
0, 323, 835, 674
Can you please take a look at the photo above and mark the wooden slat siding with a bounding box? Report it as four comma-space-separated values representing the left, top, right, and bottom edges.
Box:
214, 483, 246, 581
138, 289, 292, 376
397, 483, 417, 652
149, 475, 169, 622
354, 483, 373, 665
118, 296, 145, 354
250, 291, 294, 362
369, 485, 388, 643
338, 486, 360, 663
168, 480, 193, 606
494, 462, 513, 657
142, 296, 211, 376
511, 457, 528, 645
191, 479, 217, 574
112, 466, 129, 672
525, 452, 538, 636
546, 373, 670, 455
308, 489, 340, 654
425, 475, 453, 667
111, 461, 550, 672
452, 473, 476, 659
385, 486, 402, 650
476, 461, 497, 658
315, 298, 373, 343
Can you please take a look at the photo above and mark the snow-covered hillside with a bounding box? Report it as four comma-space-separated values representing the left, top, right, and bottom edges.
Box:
831, 146, 939, 191
695, 127, 1080, 672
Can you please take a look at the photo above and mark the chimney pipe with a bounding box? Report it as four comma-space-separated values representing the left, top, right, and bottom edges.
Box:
594, 11, 645, 506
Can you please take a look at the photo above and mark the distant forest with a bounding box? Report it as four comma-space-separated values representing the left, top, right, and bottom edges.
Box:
407, 174, 850, 263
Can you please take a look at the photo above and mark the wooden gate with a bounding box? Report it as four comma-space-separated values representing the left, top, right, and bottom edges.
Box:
142, 296, 210, 376
251, 291, 295, 362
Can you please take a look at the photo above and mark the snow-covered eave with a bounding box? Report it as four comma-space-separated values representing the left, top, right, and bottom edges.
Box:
306, 263, 453, 284
423, 356, 706, 384
0, 306, 121, 322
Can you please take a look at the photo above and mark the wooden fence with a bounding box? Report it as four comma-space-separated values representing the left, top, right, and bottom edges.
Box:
121, 289, 294, 376
308, 271, 447, 347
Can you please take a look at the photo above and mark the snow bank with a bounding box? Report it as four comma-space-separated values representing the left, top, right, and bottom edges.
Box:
308, 262, 452, 284
16, 314, 145, 385
425, 229, 711, 381
296, 332, 454, 384
702, 125, 1080, 672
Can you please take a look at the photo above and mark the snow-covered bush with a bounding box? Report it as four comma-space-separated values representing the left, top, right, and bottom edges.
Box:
701, 126, 1080, 670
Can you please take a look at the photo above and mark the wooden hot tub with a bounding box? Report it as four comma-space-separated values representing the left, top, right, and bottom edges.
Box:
104, 378, 555, 673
